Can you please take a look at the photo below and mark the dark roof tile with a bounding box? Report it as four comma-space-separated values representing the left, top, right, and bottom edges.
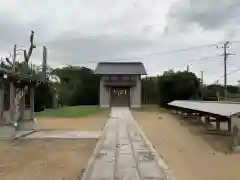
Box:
95, 62, 147, 75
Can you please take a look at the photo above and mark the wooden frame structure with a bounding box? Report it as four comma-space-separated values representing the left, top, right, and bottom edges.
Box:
168, 100, 240, 152
0, 67, 43, 138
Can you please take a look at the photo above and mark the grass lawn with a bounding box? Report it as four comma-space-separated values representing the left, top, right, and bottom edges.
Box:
36, 106, 104, 118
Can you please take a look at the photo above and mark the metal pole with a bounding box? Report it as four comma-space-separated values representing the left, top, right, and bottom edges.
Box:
0, 78, 4, 122
223, 41, 229, 100
12, 45, 16, 72
43, 46, 47, 81
9, 45, 17, 121
200, 71, 204, 85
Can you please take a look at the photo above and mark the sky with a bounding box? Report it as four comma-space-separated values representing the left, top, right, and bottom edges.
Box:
0, 0, 240, 85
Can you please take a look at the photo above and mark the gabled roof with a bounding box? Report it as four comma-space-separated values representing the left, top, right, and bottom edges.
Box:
95, 62, 147, 75
168, 100, 240, 117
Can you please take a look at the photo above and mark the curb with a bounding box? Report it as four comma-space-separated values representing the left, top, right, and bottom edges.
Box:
79, 123, 108, 180
130, 115, 176, 180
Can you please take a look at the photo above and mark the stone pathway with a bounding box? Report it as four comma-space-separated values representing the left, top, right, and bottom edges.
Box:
81, 107, 174, 180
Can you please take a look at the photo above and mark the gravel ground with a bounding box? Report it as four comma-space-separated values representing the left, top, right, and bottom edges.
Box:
0, 139, 97, 180
35, 112, 108, 131
134, 111, 240, 180
0, 112, 108, 180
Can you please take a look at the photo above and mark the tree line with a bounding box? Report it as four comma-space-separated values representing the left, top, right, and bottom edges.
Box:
142, 70, 201, 106
142, 70, 240, 106
51, 67, 239, 108
36, 66, 240, 108
2, 61, 238, 110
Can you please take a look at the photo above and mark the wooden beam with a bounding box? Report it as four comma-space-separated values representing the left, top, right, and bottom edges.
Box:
0, 78, 4, 123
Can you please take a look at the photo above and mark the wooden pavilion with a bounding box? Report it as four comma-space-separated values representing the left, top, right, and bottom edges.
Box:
0, 67, 43, 138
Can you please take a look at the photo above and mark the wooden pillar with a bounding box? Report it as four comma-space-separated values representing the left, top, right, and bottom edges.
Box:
17, 85, 35, 130
19, 87, 25, 121
0, 80, 4, 122
30, 86, 35, 120
228, 119, 232, 132
52, 87, 58, 109
204, 116, 210, 130
205, 116, 210, 125
216, 121, 221, 131
232, 125, 240, 151
109, 87, 111, 108
9, 82, 15, 122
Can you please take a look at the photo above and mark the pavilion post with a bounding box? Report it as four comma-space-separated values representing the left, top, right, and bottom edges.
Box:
232, 125, 240, 152
0, 80, 16, 138
0, 80, 4, 122
108, 87, 111, 108
9, 82, 15, 122
228, 119, 232, 133
17, 84, 35, 130
216, 121, 221, 131
19, 87, 25, 121
30, 85, 35, 120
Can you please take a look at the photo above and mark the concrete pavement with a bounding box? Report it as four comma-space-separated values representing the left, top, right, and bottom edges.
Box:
81, 107, 175, 180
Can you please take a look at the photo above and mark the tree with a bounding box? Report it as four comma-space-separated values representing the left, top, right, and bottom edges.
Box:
23, 31, 36, 66
201, 84, 239, 101
0, 60, 53, 111
52, 66, 100, 106
158, 70, 201, 106
141, 76, 158, 104
35, 82, 53, 111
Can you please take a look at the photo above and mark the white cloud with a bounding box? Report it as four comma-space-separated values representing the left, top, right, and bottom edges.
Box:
0, 0, 240, 85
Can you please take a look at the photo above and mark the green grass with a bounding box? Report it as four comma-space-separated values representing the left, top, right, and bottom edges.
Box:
36, 106, 104, 118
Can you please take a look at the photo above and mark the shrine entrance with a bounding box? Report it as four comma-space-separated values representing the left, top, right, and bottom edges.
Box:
110, 87, 130, 107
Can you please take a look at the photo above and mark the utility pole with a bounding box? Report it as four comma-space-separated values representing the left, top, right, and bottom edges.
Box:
223, 41, 229, 100
186, 65, 190, 72
12, 45, 16, 72
200, 71, 204, 85
222, 41, 235, 100
237, 80, 240, 97
42, 46, 47, 81
9, 45, 17, 122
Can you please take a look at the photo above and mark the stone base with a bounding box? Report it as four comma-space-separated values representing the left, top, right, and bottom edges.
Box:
232, 146, 240, 153
0, 125, 16, 139
18, 120, 35, 130
131, 104, 141, 108
100, 105, 110, 108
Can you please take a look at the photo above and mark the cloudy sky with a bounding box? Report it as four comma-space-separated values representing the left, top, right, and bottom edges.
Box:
1, 0, 240, 84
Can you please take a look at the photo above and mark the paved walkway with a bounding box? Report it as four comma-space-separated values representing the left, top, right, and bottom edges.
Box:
81, 107, 174, 180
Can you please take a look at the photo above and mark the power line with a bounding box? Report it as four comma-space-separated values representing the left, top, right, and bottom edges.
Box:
35, 37, 239, 67
184, 54, 222, 74
231, 40, 240, 44
80, 53, 222, 65
214, 68, 240, 84
208, 41, 236, 98
187, 54, 221, 63
78, 43, 223, 64
221, 41, 235, 99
